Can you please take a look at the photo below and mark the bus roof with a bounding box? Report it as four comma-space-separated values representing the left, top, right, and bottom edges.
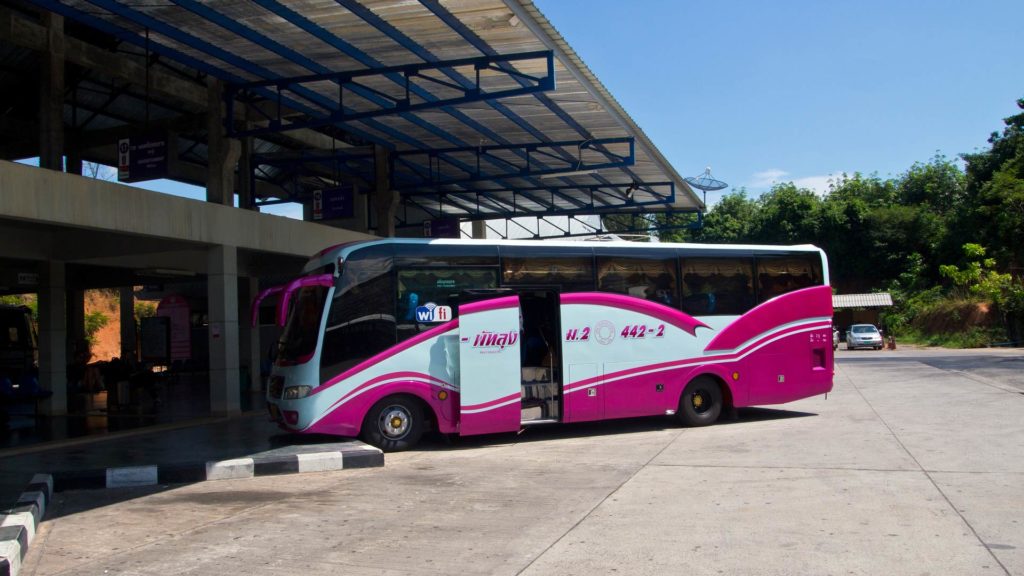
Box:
303, 238, 828, 276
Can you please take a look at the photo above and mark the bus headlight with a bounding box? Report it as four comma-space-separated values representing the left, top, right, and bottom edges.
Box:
283, 385, 313, 399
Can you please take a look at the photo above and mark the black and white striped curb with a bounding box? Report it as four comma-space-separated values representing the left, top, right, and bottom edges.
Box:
0, 444, 382, 575
52, 443, 384, 491
1, 474, 52, 576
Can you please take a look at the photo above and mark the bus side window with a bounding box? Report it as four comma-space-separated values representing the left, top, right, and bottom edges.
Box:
502, 256, 594, 292
595, 255, 676, 306
396, 268, 498, 341
680, 258, 755, 316
756, 257, 823, 303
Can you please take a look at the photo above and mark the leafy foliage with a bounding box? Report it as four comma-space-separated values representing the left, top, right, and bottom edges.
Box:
655, 96, 1024, 346
84, 310, 109, 346
134, 301, 158, 324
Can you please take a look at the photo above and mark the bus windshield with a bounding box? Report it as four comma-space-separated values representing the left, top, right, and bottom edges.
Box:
277, 284, 329, 364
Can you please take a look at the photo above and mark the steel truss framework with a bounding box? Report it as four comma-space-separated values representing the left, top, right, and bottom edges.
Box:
225, 51, 555, 138
391, 137, 634, 190
248, 149, 374, 206
34, 0, 699, 236
406, 211, 704, 240
396, 181, 676, 224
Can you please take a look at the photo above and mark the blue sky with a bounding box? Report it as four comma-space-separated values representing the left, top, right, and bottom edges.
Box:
534, 0, 1024, 203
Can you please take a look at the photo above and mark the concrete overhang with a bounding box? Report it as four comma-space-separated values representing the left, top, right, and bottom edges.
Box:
0, 160, 373, 280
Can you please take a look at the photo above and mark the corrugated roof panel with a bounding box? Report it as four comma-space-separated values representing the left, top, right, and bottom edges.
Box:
39, 0, 703, 218
833, 293, 894, 308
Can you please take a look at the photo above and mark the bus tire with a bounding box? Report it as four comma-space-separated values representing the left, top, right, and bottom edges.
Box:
677, 376, 722, 427
361, 395, 425, 452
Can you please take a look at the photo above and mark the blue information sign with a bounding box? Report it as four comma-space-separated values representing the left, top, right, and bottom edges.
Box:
312, 186, 355, 220
117, 134, 168, 183
423, 217, 461, 238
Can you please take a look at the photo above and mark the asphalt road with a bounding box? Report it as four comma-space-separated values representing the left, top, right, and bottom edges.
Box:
20, 347, 1024, 575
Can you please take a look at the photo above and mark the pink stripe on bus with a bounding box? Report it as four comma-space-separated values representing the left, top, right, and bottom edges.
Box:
560, 292, 709, 336
562, 319, 832, 393
704, 285, 833, 352
459, 295, 519, 315
323, 370, 453, 413
276, 274, 334, 326
461, 391, 521, 412
250, 285, 284, 328
310, 320, 459, 395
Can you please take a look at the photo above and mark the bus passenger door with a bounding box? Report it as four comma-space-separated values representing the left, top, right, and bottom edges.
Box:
457, 296, 521, 436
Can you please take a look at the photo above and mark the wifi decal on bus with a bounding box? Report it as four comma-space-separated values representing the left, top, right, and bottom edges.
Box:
415, 303, 452, 323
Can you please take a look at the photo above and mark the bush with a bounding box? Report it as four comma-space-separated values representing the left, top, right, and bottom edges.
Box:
84, 310, 109, 346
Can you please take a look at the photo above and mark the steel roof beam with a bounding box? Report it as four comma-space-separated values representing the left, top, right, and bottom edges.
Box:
419, 0, 645, 186
338, 0, 596, 206
245, 0, 499, 150
335, 0, 575, 154
249, 0, 590, 210
399, 182, 675, 221
73, 0, 437, 154
33, 0, 388, 149
390, 137, 634, 189
69, 0, 485, 158
224, 51, 554, 138
240, 0, 586, 210
403, 180, 674, 202
246, 0, 589, 210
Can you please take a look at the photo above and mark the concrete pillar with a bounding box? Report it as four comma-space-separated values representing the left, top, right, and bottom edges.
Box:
67, 289, 85, 362
119, 286, 137, 366
372, 144, 396, 237
207, 245, 240, 414
38, 12, 64, 171
239, 277, 262, 394
206, 78, 241, 206
472, 220, 487, 239
37, 261, 67, 415
66, 152, 83, 176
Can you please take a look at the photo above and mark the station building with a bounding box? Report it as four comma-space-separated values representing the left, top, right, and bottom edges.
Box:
0, 0, 702, 445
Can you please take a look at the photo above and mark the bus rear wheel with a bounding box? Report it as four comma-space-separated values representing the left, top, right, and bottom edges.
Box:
361, 396, 425, 452
677, 376, 723, 427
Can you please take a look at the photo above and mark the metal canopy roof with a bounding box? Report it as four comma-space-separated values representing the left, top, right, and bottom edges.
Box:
26, 0, 703, 226
833, 293, 894, 309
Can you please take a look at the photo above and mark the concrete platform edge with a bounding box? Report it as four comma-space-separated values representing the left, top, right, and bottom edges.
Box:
0, 474, 52, 576
0, 446, 383, 576
50, 446, 385, 491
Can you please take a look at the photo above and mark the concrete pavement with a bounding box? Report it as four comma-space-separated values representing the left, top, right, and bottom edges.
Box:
19, 347, 1024, 575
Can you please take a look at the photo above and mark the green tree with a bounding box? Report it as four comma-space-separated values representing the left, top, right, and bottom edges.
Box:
896, 155, 966, 216
84, 311, 109, 346
751, 182, 821, 245
960, 98, 1024, 269
689, 189, 759, 243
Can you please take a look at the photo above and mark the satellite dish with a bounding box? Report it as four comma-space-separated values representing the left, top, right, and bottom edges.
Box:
684, 166, 728, 192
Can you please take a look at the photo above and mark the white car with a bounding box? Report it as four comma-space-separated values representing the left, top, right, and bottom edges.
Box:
846, 324, 883, 350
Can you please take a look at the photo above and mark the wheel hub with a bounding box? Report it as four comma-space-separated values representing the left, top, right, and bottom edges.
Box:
380, 406, 410, 439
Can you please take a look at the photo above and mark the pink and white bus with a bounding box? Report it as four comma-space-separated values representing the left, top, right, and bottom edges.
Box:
257, 239, 833, 451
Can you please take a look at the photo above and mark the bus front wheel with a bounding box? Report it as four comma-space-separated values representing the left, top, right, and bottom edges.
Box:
677, 376, 722, 427
361, 395, 425, 452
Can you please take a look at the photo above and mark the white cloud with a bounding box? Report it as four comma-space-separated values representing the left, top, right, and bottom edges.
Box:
791, 174, 837, 195
749, 169, 841, 196
749, 169, 789, 188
